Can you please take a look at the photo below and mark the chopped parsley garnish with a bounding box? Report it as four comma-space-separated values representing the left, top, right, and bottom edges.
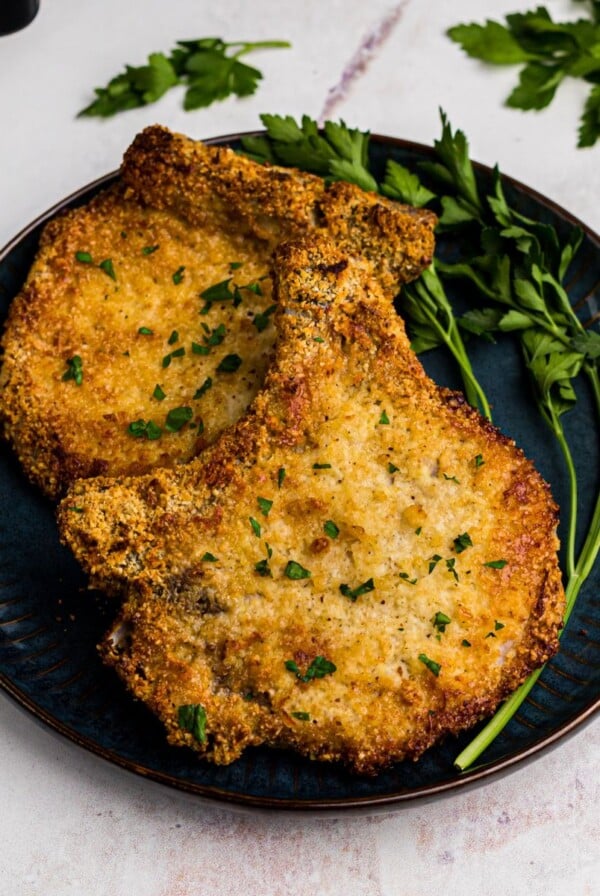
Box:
257, 497, 273, 517
68, 506, 84, 513
443, 473, 460, 483
388, 462, 399, 474
399, 572, 418, 585
99, 258, 116, 280
432, 611, 451, 632
202, 552, 218, 562
138, 326, 153, 335
474, 454, 485, 468
494, 620, 505, 631
253, 304, 277, 333
199, 278, 236, 306
191, 341, 210, 355
485, 632, 497, 639
312, 462, 332, 470
254, 558, 272, 577
216, 353, 242, 373
462, 639, 472, 647
418, 653, 441, 677
428, 554, 443, 574
313, 336, 325, 343
379, 410, 390, 425
172, 265, 185, 285
339, 578, 375, 602
484, 559, 508, 569
193, 377, 213, 399
75, 251, 93, 264
415, 526, 422, 535
205, 323, 226, 346
61, 355, 83, 386
153, 384, 166, 401
323, 520, 340, 539
177, 703, 207, 743
249, 517, 262, 538
168, 329, 179, 345
127, 418, 162, 440
291, 711, 310, 721
142, 244, 159, 255
277, 467, 286, 488
165, 406, 193, 432
229, 261, 243, 271
446, 558, 459, 581
285, 655, 336, 683
453, 532, 473, 554
162, 346, 186, 367
284, 560, 311, 580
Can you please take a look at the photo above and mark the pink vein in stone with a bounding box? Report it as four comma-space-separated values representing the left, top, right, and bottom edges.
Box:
319, 2, 410, 121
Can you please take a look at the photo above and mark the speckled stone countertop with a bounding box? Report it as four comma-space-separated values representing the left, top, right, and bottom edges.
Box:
0, 1, 598, 893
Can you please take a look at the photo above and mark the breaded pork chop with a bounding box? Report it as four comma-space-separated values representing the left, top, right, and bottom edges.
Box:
0, 125, 435, 500
58, 237, 564, 774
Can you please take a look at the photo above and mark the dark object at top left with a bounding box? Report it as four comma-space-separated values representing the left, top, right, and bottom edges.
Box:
0, 0, 39, 35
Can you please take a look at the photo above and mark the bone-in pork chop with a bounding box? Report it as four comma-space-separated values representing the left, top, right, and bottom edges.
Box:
0, 125, 435, 499
58, 237, 564, 774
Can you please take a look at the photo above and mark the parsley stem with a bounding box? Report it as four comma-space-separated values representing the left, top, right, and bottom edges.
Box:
232, 40, 291, 56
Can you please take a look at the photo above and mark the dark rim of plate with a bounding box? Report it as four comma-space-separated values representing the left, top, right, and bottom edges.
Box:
0, 131, 599, 812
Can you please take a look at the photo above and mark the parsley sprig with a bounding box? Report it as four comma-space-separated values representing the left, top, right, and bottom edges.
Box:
79, 38, 290, 117
447, 5, 600, 147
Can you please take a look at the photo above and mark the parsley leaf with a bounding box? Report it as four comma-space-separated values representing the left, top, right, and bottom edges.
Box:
79, 39, 290, 118
453, 532, 473, 554
127, 418, 162, 440
62, 355, 83, 386
216, 353, 242, 373
418, 653, 441, 677
177, 703, 207, 743
285, 656, 336, 683
165, 406, 193, 432
448, 7, 600, 147
339, 578, 375, 602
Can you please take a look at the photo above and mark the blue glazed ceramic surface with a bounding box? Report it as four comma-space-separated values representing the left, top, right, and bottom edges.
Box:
0, 136, 598, 811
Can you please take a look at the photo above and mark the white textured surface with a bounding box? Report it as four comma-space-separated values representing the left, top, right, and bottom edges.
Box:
0, 0, 599, 893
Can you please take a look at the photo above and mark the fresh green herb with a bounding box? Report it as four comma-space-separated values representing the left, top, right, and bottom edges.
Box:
474, 454, 485, 468
168, 330, 179, 345
278, 467, 286, 488
453, 532, 473, 554
229, 261, 243, 271
443, 473, 460, 483
165, 406, 193, 432
249, 517, 261, 538
127, 418, 162, 440
253, 304, 277, 333
432, 611, 452, 633
313, 336, 325, 343
79, 38, 290, 118
461, 639, 472, 648
428, 554, 443, 574
446, 558, 459, 582
323, 520, 340, 539
142, 244, 159, 255
138, 326, 154, 335
257, 497, 273, 517
398, 572, 418, 585
388, 462, 400, 474
379, 410, 390, 425
172, 266, 185, 285
312, 463, 332, 470
494, 620, 505, 631
284, 560, 311, 580
177, 703, 207, 743
241, 114, 378, 192
61, 355, 84, 386
153, 384, 166, 401
68, 506, 84, 513
191, 342, 210, 356
484, 559, 508, 569
415, 526, 422, 535
485, 631, 497, 639
98, 258, 116, 280
202, 552, 218, 562
193, 377, 213, 399
291, 711, 311, 721
418, 653, 441, 677
339, 578, 375, 601
162, 346, 186, 368
285, 655, 336, 683
216, 353, 242, 373
447, 6, 600, 147
254, 558, 272, 577
75, 251, 93, 264
205, 323, 226, 346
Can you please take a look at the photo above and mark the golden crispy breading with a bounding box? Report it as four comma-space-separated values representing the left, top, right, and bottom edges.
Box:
58, 237, 565, 775
0, 125, 435, 499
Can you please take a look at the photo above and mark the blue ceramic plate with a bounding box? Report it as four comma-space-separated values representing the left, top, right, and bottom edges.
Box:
1, 135, 599, 811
